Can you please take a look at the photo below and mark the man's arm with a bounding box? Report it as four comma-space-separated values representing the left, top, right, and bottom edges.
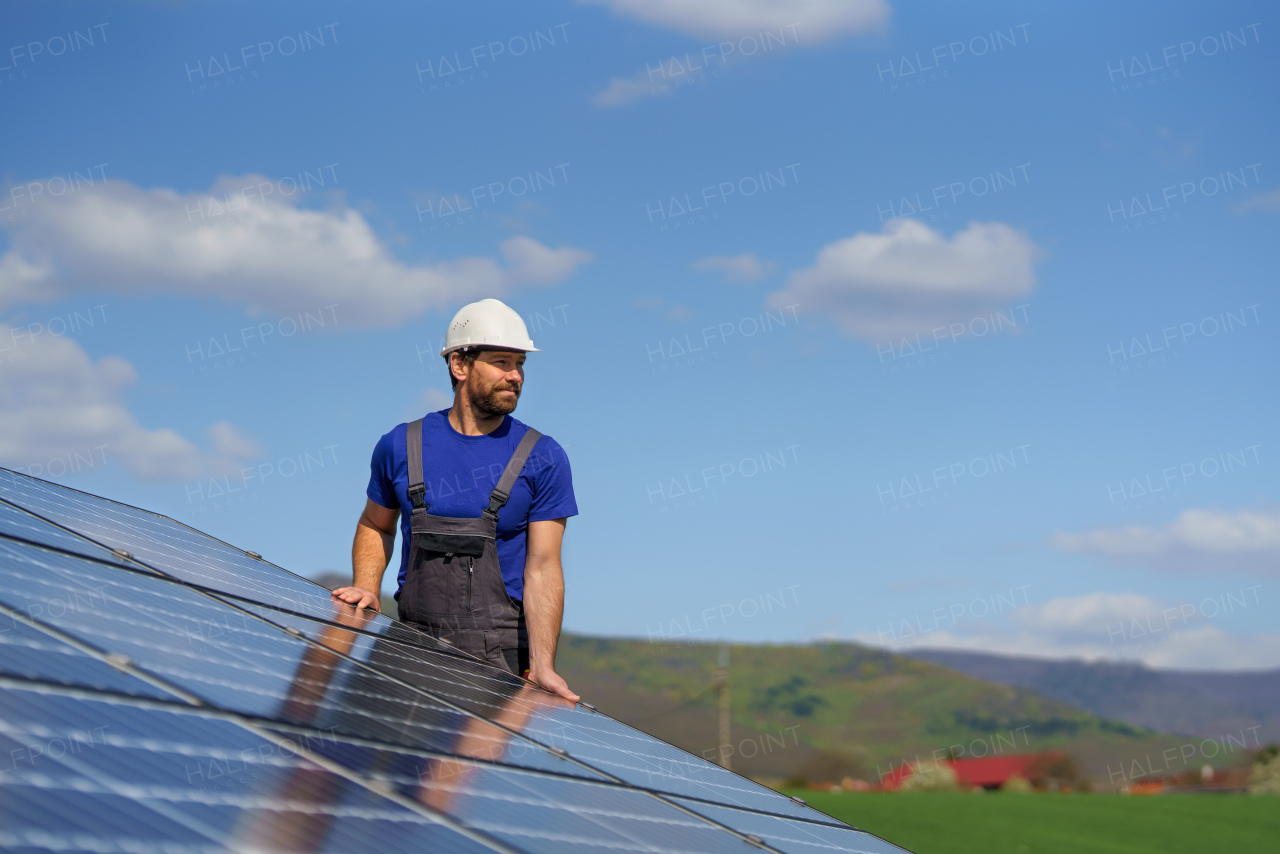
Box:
331, 499, 399, 612
523, 517, 579, 703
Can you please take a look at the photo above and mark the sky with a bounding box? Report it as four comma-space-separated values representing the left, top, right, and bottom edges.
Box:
0, 0, 1276, 671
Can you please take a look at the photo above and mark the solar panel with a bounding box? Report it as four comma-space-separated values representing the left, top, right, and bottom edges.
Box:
0, 468, 910, 853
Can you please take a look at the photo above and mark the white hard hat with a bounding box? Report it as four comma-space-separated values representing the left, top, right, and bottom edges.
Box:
440, 298, 539, 357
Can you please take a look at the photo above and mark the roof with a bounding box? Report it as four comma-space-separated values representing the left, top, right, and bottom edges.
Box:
880, 751, 1064, 790
950, 752, 1063, 787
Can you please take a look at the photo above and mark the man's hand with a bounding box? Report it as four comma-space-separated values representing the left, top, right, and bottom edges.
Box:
331, 586, 381, 612
527, 665, 580, 703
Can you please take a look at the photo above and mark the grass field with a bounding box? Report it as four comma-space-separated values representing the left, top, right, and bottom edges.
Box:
784, 791, 1279, 854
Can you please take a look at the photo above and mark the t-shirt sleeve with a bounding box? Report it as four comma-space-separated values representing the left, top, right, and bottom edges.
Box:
366, 428, 401, 510
527, 435, 578, 522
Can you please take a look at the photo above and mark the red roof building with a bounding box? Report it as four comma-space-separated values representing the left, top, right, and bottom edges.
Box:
879, 751, 1065, 791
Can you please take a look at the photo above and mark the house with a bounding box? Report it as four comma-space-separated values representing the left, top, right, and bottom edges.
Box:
879, 751, 1068, 791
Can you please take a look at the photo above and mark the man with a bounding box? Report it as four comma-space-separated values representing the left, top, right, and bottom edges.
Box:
332, 298, 579, 702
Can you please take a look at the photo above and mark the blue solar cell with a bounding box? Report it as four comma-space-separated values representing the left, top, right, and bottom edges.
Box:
262, 727, 763, 854
0, 468, 341, 616
0, 538, 609, 782
672, 799, 910, 854
0, 686, 505, 853
0, 496, 132, 566
0, 615, 176, 700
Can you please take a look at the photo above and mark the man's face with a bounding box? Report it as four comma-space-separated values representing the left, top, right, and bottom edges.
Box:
459, 349, 526, 417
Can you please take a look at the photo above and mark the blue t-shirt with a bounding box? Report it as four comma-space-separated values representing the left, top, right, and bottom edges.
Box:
366, 410, 577, 602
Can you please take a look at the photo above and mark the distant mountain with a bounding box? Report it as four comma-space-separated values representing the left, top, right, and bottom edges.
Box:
906, 649, 1280, 744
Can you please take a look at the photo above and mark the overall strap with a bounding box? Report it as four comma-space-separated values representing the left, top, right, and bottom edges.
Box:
484, 428, 543, 519
405, 419, 427, 510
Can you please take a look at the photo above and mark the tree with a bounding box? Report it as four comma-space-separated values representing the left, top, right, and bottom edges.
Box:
901, 760, 959, 792
1248, 743, 1280, 795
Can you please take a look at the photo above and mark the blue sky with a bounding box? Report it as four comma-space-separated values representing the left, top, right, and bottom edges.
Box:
1, 0, 1276, 669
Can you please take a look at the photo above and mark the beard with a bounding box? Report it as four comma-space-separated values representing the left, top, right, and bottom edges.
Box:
469, 380, 520, 417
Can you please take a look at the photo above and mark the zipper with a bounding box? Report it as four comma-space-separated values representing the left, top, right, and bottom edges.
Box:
466, 557, 474, 612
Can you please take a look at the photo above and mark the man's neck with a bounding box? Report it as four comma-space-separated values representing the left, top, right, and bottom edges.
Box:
448, 397, 505, 436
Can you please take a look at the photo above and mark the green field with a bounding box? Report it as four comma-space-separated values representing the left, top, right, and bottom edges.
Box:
785, 791, 1279, 854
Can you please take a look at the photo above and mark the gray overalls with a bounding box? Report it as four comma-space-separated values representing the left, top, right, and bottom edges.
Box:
396, 418, 542, 674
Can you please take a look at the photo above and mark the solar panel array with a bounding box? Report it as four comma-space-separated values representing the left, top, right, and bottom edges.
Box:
0, 468, 910, 854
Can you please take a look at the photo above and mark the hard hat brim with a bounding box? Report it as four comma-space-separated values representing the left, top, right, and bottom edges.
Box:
440, 343, 540, 357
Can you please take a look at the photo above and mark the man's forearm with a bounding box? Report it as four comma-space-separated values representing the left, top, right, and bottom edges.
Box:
523, 557, 565, 671
352, 521, 393, 592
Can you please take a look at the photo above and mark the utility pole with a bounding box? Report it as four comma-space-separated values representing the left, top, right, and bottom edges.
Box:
715, 644, 731, 770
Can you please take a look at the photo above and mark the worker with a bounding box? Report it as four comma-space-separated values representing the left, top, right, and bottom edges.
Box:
331, 298, 579, 702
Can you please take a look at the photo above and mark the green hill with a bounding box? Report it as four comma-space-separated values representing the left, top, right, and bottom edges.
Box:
554, 635, 1215, 788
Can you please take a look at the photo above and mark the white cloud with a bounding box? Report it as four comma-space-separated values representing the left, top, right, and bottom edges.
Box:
0, 327, 253, 481
853, 592, 1280, 669
1233, 187, 1280, 213
208, 422, 263, 460
692, 253, 774, 282
586, 0, 888, 106
1007, 592, 1169, 641
593, 73, 671, 108
766, 219, 1040, 340
0, 177, 591, 325
1050, 507, 1280, 575
581, 0, 889, 41
888, 624, 1280, 671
